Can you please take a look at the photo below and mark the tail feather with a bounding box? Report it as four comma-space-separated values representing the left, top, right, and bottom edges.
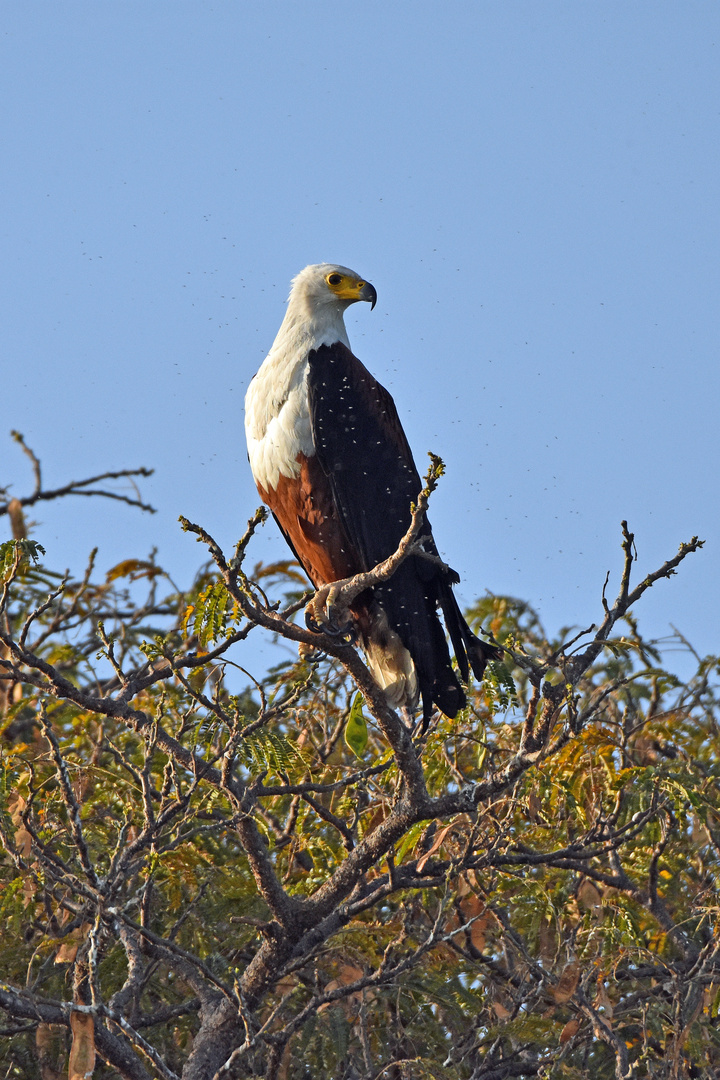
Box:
466, 633, 503, 680
438, 584, 502, 681
353, 598, 419, 711
351, 559, 500, 723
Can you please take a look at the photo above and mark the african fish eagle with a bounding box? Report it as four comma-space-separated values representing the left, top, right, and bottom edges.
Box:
244, 263, 498, 719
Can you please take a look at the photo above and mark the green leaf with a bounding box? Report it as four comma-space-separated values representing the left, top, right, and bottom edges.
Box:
183, 579, 238, 647
484, 661, 518, 712
236, 729, 308, 777
0, 538, 46, 582
345, 692, 368, 758
476, 721, 488, 772
395, 820, 427, 864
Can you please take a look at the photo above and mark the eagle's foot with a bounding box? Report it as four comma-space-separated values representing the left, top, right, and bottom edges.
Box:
400, 706, 415, 731
298, 641, 322, 663
304, 583, 355, 641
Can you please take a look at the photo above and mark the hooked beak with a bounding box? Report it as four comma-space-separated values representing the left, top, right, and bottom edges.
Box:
359, 280, 377, 309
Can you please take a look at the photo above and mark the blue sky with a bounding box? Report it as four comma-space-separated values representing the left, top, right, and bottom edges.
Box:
2, 3, 719, 677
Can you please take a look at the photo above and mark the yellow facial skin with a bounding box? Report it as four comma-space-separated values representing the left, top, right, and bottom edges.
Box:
325, 271, 377, 308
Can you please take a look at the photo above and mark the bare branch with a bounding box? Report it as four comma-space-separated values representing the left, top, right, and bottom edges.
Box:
1, 432, 155, 516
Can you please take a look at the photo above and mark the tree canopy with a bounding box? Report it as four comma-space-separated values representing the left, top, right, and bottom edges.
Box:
1, 439, 718, 1080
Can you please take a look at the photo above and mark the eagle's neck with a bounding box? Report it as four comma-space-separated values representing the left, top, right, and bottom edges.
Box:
270, 293, 351, 359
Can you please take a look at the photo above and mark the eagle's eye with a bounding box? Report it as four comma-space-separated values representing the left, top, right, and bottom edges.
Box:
327, 273, 343, 286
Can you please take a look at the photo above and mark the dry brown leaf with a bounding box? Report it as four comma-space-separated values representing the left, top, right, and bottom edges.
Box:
692, 816, 711, 849
538, 918, 556, 962
553, 960, 581, 1004
361, 804, 387, 839
274, 1039, 293, 1080
274, 975, 298, 999
456, 873, 472, 898
22, 874, 37, 908
68, 1011, 95, 1080
55, 940, 81, 965
465, 868, 482, 891
578, 878, 602, 911
469, 927, 486, 953
295, 726, 309, 749
8, 793, 24, 821
9, 794, 32, 857
318, 964, 365, 1017
457, 892, 493, 953
527, 789, 542, 821
71, 770, 92, 805
416, 822, 455, 872
492, 999, 512, 1020
55, 924, 90, 965
560, 1018, 580, 1044
7, 498, 27, 540
595, 979, 614, 1020
336, 963, 364, 985
36, 1023, 66, 1080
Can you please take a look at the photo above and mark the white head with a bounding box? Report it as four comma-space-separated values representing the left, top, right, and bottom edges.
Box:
265, 263, 376, 358
288, 263, 377, 316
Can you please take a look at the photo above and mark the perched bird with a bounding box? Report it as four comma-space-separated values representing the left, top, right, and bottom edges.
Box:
245, 263, 498, 720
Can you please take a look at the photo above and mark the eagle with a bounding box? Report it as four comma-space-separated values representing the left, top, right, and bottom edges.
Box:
245, 263, 498, 720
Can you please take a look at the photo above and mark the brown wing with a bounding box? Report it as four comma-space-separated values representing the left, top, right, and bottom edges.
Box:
256, 451, 361, 589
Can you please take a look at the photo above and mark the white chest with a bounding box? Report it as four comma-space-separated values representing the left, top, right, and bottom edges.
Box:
245, 351, 314, 492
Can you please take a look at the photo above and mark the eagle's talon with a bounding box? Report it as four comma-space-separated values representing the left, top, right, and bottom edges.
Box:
298, 641, 322, 663
304, 608, 353, 638
304, 581, 354, 639
304, 609, 323, 634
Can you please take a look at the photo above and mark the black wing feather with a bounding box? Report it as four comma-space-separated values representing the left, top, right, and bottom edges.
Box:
307, 342, 495, 717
